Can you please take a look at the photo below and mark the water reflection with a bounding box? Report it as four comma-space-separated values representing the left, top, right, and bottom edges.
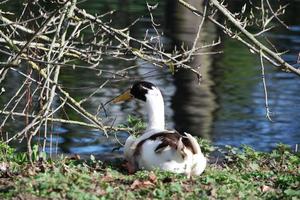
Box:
166, 0, 217, 138
212, 25, 300, 150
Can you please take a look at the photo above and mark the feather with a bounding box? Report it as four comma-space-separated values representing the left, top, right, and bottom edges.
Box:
133, 131, 196, 159
184, 132, 201, 154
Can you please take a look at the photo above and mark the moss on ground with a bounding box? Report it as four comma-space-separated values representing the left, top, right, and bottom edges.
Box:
0, 141, 299, 200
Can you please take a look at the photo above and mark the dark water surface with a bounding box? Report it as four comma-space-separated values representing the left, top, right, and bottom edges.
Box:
2, 0, 300, 156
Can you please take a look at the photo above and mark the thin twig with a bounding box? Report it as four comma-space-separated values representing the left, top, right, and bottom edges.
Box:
0, 110, 132, 134
260, 50, 273, 121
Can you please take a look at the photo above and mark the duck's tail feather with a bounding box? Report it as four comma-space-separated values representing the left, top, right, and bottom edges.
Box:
184, 132, 201, 154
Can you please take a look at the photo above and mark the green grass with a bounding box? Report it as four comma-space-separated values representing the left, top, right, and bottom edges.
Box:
0, 141, 299, 200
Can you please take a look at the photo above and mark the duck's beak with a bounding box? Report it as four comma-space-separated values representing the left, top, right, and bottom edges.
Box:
112, 89, 133, 103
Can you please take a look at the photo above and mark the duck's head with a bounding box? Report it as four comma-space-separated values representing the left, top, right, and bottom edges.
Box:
112, 81, 165, 130
112, 81, 161, 103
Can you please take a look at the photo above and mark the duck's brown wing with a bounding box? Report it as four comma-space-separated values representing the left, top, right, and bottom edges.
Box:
133, 131, 197, 157
152, 131, 181, 153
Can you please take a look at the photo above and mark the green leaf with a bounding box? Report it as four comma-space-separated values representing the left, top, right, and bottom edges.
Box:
166, 61, 175, 75
284, 189, 300, 196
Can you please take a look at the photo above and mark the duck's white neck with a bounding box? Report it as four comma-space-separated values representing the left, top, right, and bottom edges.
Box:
145, 89, 165, 131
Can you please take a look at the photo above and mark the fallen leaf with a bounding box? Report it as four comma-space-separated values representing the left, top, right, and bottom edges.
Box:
95, 188, 107, 195
0, 162, 12, 177
149, 171, 157, 183
210, 187, 217, 198
261, 185, 273, 192
182, 184, 193, 192
27, 167, 36, 176
0, 162, 8, 172
101, 173, 114, 182
130, 180, 154, 190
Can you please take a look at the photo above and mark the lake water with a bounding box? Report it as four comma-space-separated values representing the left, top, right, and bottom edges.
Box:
1, 0, 300, 156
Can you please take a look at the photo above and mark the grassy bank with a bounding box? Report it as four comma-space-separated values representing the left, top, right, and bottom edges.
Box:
0, 141, 299, 199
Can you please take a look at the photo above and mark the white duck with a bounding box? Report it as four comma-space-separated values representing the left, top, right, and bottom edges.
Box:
112, 81, 206, 176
